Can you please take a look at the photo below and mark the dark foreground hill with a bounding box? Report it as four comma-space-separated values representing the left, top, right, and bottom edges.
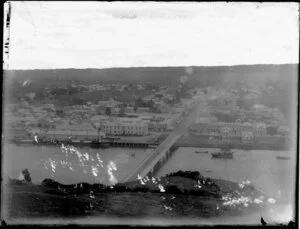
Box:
3, 170, 278, 220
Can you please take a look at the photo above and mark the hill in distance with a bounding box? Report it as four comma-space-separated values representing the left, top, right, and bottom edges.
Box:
3, 64, 298, 86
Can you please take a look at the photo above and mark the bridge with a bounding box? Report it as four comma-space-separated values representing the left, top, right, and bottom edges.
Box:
122, 99, 208, 182
121, 81, 234, 183
122, 133, 183, 182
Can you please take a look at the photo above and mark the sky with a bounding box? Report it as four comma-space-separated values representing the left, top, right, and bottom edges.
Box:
4, 2, 299, 70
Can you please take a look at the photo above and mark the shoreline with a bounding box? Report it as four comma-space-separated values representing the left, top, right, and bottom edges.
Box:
5, 139, 291, 151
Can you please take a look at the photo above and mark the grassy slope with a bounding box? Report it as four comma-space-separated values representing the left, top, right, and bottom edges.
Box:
3, 172, 267, 219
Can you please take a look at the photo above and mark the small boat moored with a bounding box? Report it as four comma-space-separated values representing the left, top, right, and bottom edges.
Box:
211, 147, 233, 159
276, 156, 291, 160
194, 150, 208, 154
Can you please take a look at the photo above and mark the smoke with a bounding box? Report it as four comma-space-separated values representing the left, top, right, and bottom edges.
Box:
180, 75, 188, 85
179, 67, 193, 86
185, 66, 193, 75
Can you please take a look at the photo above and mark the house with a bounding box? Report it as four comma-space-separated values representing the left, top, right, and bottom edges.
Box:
125, 107, 134, 113
136, 107, 150, 113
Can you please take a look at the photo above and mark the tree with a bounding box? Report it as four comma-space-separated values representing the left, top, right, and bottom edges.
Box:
105, 107, 112, 116
266, 126, 278, 136
37, 118, 51, 134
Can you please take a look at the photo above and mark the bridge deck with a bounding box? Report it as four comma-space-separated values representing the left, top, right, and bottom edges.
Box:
139, 134, 182, 178
122, 133, 182, 182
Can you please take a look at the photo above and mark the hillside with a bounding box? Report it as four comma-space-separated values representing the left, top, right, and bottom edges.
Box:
3, 171, 271, 220
4, 64, 298, 87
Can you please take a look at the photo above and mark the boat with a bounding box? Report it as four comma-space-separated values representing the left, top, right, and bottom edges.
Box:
194, 150, 208, 154
276, 156, 291, 160
211, 148, 233, 159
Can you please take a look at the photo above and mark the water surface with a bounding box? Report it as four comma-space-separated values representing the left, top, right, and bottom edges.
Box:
3, 143, 153, 185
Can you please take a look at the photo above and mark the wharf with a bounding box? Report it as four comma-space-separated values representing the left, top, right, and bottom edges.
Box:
7, 137, 159, 149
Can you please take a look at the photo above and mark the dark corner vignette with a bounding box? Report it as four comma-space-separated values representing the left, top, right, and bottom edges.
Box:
1, 2, 298, 226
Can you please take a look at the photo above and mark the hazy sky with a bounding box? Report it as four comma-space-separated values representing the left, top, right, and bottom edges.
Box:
5, 2, 299, 69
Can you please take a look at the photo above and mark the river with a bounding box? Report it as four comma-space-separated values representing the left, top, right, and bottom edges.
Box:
3, 142, 153, 185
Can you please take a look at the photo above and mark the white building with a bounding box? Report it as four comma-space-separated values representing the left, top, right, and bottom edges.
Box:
123, 122, 148, 135
101, 119, 148, 136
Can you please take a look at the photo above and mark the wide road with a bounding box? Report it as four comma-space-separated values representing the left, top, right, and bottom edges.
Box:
122, 94, 212, 182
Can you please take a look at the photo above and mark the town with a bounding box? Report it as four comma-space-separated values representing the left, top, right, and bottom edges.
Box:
3, 70, 292, 151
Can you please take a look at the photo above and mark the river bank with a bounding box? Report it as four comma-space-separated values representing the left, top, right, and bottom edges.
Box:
179, 134, 291, 151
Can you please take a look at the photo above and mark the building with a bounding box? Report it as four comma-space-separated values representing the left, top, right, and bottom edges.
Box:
277, 126, 290, 136
101, 119, 148, 136
136, 107, 150, 113
195, 119, 266, 139
241, 131, 253, 144
148, 122, 168, 132
220, 127, 231, 143
125, 107, 134, 113
195, 117, 219, 133
253, 123, 267, 136
123, 122, 148, 135
102, 122, 124, 135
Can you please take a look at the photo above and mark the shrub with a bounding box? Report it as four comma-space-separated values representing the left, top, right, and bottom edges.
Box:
166, 170, 201, 181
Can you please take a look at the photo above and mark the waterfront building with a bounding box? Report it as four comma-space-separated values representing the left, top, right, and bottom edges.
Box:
101, 119, 148, 136
195, 118, 268, 139
241, 131, 254, 144
220, 127, 231, 143
102, 122, 124, 135
148, 122, 168, 132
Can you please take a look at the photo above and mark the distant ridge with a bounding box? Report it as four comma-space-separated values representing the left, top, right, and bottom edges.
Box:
4, 64, 298, 85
